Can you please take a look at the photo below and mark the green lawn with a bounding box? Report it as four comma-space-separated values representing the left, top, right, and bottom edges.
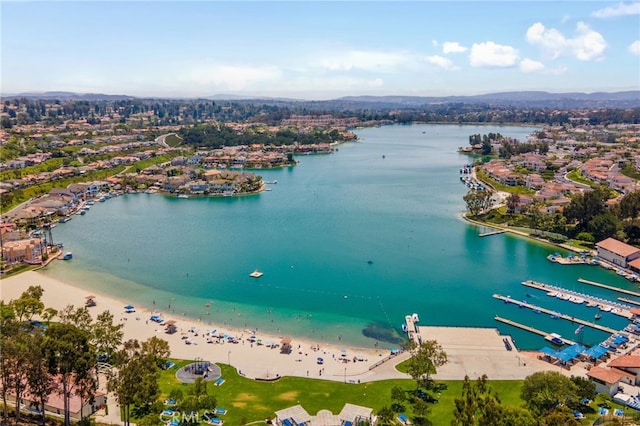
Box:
164, 133, 183, 147
154, 360, 533, 425
143, 359, 640, 425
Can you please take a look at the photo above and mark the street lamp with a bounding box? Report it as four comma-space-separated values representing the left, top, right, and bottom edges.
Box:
344, 367, 347, 383
228, 350, 231, 366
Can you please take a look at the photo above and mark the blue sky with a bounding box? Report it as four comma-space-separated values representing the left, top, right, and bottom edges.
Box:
2, 1, 639, 99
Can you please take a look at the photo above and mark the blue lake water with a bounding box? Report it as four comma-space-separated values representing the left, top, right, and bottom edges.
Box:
45, 124, 639, 350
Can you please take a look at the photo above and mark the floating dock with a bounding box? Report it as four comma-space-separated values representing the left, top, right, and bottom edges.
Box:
522, 280, 633, 319
619, 297, 640, 307
494, 316, 575, 345
493, 294, 618, 334
577, 278, 640, 298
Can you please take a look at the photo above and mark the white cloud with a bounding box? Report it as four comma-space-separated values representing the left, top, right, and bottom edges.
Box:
519, 58, 545, 73
184, 64, 282, 90
469, 42, 519, 68
312, 50, 413, 72
572, 22, 607, 61
442, 41, 467, 54
526, 21, 606, 61
526, 22, 566, 59
591, 1, 640, 18
426, 55, 460, 71
629, 40, 640, 55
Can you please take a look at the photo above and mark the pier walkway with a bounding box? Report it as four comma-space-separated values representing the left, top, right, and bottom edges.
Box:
620, 297, 640, 307
577, 278, 640, 298
522, 280, 633, 319
494, 316, 575, 345
478, 229, 506, 237
405, 314, 420, 345
493, 294, 619, 334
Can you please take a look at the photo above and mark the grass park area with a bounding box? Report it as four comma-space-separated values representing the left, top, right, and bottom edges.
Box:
152, 359, 638, 425
164, 133, 183, 147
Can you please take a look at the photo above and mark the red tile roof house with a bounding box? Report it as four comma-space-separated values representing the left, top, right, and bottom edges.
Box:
607, 355, 640, 386
596, 238, 640, 268
6, 388, 106, 421
587, 365, 626, 396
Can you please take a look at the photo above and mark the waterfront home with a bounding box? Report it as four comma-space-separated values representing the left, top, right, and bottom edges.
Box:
1, 238, 45, 264
596, 238, 640, 268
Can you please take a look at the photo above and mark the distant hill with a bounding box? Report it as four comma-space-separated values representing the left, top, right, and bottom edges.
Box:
2, 90, 639, 108
3, 91, 136, 101
338, 91, 640, 108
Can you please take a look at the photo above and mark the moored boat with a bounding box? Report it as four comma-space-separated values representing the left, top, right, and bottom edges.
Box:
544, 333, 564, 345
62, 252, 73, 260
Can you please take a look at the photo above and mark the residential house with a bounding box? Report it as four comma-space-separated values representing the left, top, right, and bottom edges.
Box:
2, 238, 44, 264
607, 355, 640, 386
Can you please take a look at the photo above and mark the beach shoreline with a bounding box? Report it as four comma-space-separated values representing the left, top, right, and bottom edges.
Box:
1, 269, 555, 384
0, 269, 406, 383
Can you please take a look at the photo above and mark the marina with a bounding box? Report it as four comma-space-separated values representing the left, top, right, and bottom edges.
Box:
493, 294, 619, 334
521, 280, 633, 319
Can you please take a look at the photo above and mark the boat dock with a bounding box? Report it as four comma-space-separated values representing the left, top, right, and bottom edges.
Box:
478, 229, 506, 237
494, 316, 575, 345
493, 294, 619, 334
577, 278, 640, 298
521, 280, 633, 319
619, 297, 640, 307
404, 314, 420, 344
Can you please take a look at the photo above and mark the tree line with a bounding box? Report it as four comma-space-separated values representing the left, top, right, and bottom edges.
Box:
466, 187, 640, 246
0, 286, 173, 426
178, 123, 348, 148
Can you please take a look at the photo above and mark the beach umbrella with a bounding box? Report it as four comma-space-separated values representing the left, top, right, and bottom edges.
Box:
85, 295, 96, 299
317, 357, 324, 364
340, 349, 347, 356
124, 305, 134, 310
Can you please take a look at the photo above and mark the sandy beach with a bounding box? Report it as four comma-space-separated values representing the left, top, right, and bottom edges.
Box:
1, 270, 406, 383
1, 269, 558, 388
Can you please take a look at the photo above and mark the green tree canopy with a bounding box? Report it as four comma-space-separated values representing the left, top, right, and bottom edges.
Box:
520, 371, 579, 417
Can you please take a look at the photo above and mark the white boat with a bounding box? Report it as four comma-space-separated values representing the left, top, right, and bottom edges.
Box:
177, 194, 190, 199
249, 269, 263, 278
62, 252, 73, 260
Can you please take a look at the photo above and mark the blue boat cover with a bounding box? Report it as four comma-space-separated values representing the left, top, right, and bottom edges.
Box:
583, 345, 609, 359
